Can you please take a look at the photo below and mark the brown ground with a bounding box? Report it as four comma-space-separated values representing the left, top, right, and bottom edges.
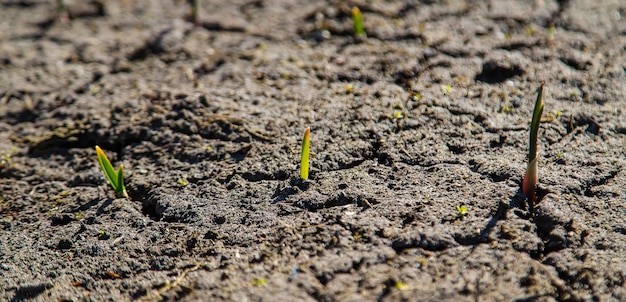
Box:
1, 0, 625, 301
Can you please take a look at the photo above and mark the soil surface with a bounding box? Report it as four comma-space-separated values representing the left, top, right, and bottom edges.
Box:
1, 0, 625, 301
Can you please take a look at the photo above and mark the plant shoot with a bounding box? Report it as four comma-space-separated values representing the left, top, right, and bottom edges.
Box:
96, 146, 129, 199
300, 128, 310, 180
522, 84, 544, 209
352, 7, 366, 37
190, 0, 200, 27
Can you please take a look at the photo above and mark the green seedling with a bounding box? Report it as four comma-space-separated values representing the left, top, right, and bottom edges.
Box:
393, 109, 404, 119
251, 278, 267, 286
300, 128, 310, 180
456, 205, 468, 218
522, 84, 544, 210
189, 0, 200, 27
352, 7, 366, 37
394, 281, 408, 290
97, 230, 110, 240
95, 146, 129, 199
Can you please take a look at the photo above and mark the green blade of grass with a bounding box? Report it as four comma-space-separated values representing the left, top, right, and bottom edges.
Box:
116, 164, 128, 199
300, 127, 310, 180
96, 146, 119, 192
352, 7, 366, 37
528, 84, 544, 163
190, 0, 200, 27
523, 84, 544, 206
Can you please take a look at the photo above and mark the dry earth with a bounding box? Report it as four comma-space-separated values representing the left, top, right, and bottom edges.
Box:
0, 0, 625, 301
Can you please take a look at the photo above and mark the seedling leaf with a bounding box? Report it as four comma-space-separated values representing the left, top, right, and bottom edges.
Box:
522, 84, 544, 207
190, 0, 200, 27
352, 7, 366, 37
456, 205, 468, 217
96, 146, 117, 189
395, 281, 408, 290
528, 84, 544, 164
95, 146, 128, 199
251, 278, 267, 286
300, 128, 310, 180
117, 164, 129, 199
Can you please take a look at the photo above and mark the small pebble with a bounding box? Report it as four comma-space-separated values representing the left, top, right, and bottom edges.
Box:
307, 30, 331, 43
424, 47, 437, 58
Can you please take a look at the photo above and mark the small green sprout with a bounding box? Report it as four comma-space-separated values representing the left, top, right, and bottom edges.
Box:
74, 211, 84, 221
501, 105, 513, 114
97, 230, 110, 240
522, 84, 544, 210
555, 151, 563, 158
189, 0, 200, 27
300, 128, 310, 180
90, 85, 100, 95
177, 178, 188, 187
410, 91, 422, 101
351, 7, 366, 37
456, 205, 468, 218
392, 104, 404, 119
95, 146, 129, 199
394, 281, 408, 290
251, 278, 267, 286
393, 109, 404, 119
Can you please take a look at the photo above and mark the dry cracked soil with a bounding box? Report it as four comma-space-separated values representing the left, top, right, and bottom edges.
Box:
0, 0, 625, 301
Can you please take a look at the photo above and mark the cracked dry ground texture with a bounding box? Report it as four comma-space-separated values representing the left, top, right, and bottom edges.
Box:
0, 0, 625, 301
